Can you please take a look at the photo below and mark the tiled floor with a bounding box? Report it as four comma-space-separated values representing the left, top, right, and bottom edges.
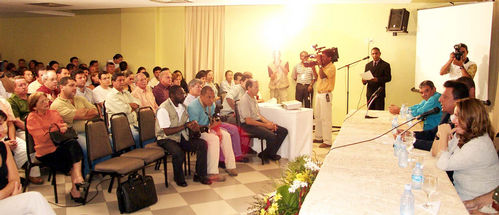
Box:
25, 133, 337, 215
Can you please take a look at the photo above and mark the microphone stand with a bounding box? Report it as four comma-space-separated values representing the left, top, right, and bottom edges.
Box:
337, 56, 369, 115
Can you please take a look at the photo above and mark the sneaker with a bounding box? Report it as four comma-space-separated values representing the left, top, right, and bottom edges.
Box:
208, 174, 226, 182
319, 143, 331, 148
225, 168, 238, 176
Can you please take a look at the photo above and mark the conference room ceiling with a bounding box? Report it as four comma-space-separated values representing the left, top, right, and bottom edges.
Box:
0, 0, 485, 15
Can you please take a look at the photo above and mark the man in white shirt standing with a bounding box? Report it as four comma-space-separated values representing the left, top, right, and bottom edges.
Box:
105, 72, 141, 147
92, 71, 113, 105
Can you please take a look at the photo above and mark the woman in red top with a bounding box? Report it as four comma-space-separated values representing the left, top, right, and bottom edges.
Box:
26, 92, 86, 203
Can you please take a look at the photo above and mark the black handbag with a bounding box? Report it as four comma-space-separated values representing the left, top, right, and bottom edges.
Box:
48, 123, 78, 146
117, 174, 157, 214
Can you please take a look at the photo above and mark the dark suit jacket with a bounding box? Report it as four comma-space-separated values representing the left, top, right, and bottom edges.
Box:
413, 112, 451, 151
363, 59, 391, 98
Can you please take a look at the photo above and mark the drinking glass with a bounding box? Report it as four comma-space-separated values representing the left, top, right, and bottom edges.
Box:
422, 175, 438, 209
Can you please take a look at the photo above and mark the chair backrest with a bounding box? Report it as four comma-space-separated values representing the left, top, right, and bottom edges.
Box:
234, 99, 242, 126
85, 119, 113, 166
102, 101, 109, 128
138, 106, 156, 146
24, 119, 36, 164
110, 112, 136, 152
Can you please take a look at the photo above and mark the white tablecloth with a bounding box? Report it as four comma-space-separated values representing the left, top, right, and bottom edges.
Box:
299, 110, 468, 215
251, 104, 313, 161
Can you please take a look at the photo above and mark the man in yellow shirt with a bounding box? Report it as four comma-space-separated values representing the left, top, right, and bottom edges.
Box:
314, 48, 337, 148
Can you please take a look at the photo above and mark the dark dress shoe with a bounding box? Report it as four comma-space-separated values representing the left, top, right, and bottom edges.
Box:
236, 157, 250, 163
193, 175, 212, 185
175, 181, 188, 187
269, 154, 281, 161
257, 152, 270, 164
313, 139, 324, 143
70, 192, 85, 204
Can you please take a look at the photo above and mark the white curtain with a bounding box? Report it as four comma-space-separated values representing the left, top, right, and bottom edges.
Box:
185, 6, 225, 82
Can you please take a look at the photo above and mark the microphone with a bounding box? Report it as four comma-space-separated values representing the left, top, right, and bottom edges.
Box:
482, 100, 491, 106
362, 56, 369, 60
417, 107, 440, 120
410, 87, 420, 93
371, 86, 383, 98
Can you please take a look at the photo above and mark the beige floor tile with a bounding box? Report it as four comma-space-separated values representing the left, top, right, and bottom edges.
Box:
102, 189, 118, 202
233, 171, 270, 184
149, 193, 188, 210
66, 202, 109, 215
190, 200, 238, 215
225, 196, 255, 214
151, 206, 196, 215
246, 161, 283, 171
173, 181, 211, 193
179, 189, 222, 205
208, 175, 241, 188
244, 180, 276, 195
213, 184, 255, 200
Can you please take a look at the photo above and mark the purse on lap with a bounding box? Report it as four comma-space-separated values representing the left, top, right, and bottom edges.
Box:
48, 123, 78, 146
117, 173, 158, 214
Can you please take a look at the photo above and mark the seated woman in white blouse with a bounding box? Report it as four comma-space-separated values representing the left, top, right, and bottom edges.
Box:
435, 98, 499, 201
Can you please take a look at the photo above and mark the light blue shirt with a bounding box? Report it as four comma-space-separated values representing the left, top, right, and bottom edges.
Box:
410, 92, 442, 130
187, 98, 215, 126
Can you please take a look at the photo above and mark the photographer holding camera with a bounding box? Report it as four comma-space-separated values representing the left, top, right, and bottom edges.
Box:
440, 43, 477, 79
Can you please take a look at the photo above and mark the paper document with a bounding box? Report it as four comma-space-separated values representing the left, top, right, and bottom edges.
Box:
361, 71, 374, 80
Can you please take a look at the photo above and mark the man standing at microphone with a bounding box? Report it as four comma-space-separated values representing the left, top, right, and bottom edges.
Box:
362, 47, 391, 110
313, 48, 337, 148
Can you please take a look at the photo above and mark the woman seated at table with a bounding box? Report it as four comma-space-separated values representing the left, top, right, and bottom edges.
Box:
435, 98, 499, 201
0, 134, 54, 214
26, 92, 87, 203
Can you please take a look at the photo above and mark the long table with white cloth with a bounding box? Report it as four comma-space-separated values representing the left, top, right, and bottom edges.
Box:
251, 103, 313, 161
300, 110, 468, 215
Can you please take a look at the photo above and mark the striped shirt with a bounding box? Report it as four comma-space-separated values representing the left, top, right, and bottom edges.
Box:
293, 63, 314, 84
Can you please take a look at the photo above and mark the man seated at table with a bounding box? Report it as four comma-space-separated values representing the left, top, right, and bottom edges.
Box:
187, 86, 237, 180
456, 76, 476, 99
411, 80, 469, 152
220, 73, 249, 122
238, 80, 288, 163
156, 85, 211, 186
388, 80, 442, 130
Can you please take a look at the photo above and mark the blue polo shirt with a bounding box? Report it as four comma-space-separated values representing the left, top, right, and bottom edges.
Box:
187, 98, 215, 126
410, 92, 442, 130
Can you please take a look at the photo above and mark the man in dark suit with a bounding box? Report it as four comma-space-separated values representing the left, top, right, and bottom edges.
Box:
362, 47, 391, 110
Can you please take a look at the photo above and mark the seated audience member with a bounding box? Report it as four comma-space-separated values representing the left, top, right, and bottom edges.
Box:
18, 58, 26, 68
35, 62, 45, 73
413, 81, 469, 151
184, 79, 203, 107
118, 61, 128, 73
22, 69, 34, 84
66, 63, 76, 75
36, 70, 59, 103
0, 141, 55, 215
8, 78, 30, 138
153, 70, 172, 106
112, 54, 123, 71
204, 70, 219, 98
50, 77, 99, 175
105, 61, 116, 74
92, 71, 113, 104
5, 63, 17, 77
148, 66, 162, 88
28, 60, 37, 72
131, 72, 158, 112
74, 69, 96, 104
137, 67, 146, 74
172, 72, 182, 86
219, 70, 235, 98
238, 80, 288, 163
0, 67, 15, 95
188, 86, 237, 180
0, 106, 42, 184
105, 72, 141, 146
195, 70, 207, 85
89, 71, 100, 89
435, 98, 499, 201
123, 70, 135, 92
221, 73, 248, 119
456, 76, 476, 99
156, 85, 211, 186
27, 69, 46, 94
70, 57, 79, 67
56, 67, 71, 81
389, 80, 442, 130
48, 60, 59, 71
27, 92, 86, 203
464, 186, 499, 214
173, 70, 189, 93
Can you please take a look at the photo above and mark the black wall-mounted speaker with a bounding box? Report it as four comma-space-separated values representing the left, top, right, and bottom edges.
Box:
387, 8, 410, 32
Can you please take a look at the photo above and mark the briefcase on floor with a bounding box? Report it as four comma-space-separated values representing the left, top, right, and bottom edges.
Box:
117, 174, 157, 213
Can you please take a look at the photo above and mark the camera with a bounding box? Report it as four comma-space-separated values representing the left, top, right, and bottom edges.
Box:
453, 44, 464, 61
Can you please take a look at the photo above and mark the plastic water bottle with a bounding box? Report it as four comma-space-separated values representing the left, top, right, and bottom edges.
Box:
400, 104, 407, 119
392, 117, 399, 135
411, 163, 424, 190
400, 184, 415, 215
398, 144, 408, 168
394, 135, 402, 156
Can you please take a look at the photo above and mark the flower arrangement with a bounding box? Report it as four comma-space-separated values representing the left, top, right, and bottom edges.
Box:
247, 156, 322, 215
